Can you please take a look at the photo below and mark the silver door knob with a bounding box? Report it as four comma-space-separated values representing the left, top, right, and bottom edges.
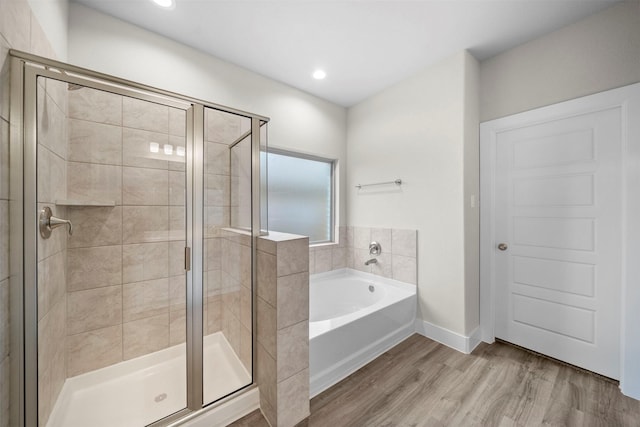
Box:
497, 243, 508, 251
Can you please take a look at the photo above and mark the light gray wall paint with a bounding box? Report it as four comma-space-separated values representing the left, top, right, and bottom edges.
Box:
480, 1, 640, 122
463, 52, 480, 335
43, 0, 640, 346
347, 51, 480, 336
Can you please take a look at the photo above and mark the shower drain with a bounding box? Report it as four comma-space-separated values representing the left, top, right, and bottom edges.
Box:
154, 393, 168, 403
368, 285, 375, 292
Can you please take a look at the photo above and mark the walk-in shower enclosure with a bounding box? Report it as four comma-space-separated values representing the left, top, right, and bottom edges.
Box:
8, 51, 267, 427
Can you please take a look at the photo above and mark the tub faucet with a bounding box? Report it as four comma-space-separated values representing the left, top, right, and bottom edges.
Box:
365, 258, 378, 266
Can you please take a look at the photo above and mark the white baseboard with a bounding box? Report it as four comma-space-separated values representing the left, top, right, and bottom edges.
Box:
414, 319, 481, 354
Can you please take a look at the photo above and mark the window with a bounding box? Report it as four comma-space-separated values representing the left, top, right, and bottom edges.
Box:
266, 149, 335, 244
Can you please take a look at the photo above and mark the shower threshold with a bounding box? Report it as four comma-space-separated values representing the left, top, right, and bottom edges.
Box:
47, 332, 250, 427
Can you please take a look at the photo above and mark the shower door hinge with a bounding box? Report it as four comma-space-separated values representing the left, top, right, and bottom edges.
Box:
184, 247, 191, 271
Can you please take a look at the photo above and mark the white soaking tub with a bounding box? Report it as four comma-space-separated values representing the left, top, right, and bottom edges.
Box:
309, 268, 417, 397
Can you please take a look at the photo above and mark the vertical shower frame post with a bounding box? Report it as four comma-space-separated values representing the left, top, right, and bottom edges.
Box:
21, 62, 39, 427
250, 117, 261, 386
187, 104, 204, 410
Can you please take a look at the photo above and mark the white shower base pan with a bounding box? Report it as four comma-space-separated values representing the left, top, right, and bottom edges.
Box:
47, 332, 251, 427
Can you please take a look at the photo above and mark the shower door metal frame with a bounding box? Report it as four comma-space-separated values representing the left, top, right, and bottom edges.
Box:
9, 50, 268, 427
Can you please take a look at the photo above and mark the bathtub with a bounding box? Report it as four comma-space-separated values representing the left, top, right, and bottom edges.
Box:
309, 268, 417, 397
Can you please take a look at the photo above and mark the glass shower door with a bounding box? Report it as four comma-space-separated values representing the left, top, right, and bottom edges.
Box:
35, 75, 188, 426
18, 54, 268, 427
202, 107, 253, 404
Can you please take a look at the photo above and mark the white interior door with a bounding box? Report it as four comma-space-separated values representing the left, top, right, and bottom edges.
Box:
491, 105, 623, 379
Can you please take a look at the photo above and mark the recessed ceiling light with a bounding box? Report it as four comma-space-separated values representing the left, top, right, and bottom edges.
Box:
312, 70, 326, 80
151, 0, 175, 9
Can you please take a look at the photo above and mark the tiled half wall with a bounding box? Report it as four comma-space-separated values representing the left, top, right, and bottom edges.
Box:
256, 232, 310, 427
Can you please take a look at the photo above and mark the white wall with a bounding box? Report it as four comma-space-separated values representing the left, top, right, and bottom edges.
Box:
347, 51, 479, 337
463, 53, 480, 335
60, 0, 640, 351
480, 1, 640, 122
67, 3, 348, 226
27, 0, 68, 60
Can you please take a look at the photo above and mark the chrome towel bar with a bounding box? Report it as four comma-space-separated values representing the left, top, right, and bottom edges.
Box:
355, 179, 402, 189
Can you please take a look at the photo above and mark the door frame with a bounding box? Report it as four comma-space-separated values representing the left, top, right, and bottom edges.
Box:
480, 82, 640, 399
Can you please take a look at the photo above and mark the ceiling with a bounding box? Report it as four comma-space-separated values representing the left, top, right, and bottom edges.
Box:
72, 0, 620, 107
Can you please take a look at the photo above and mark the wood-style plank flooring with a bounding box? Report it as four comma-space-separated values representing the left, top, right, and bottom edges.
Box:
230, 334, 640, 427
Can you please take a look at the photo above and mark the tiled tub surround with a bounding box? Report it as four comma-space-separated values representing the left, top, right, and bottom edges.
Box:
309, 226, 417, 284
256, 233, 310, 427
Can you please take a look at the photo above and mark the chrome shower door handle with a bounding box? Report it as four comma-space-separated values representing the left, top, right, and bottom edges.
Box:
39, 206, 73, 239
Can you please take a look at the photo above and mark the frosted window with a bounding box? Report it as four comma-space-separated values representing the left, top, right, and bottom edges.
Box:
267, 151, 333, 243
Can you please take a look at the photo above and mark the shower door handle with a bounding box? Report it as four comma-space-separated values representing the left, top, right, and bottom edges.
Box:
39, 206, 73, 238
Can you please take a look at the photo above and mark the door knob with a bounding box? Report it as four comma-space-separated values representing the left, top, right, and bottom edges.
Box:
497, 243, 508, 251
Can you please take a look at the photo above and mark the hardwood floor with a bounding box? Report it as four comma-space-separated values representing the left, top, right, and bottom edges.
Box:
230, 334, 640, 427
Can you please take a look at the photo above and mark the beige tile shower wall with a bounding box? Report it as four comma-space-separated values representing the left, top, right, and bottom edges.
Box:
203, 108, 232, 350
0, 32, 11, 426
203, 107, 233, 344
230, 130, 251, 230
203, 234, 223, 338
203, 108, 253, 370
309, 226, 418, 285
65, 89, 188, 377
1, 1, 64, 425
37, 77, 68, 427
219, 230, 252, 372
204, 107, 248, 231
